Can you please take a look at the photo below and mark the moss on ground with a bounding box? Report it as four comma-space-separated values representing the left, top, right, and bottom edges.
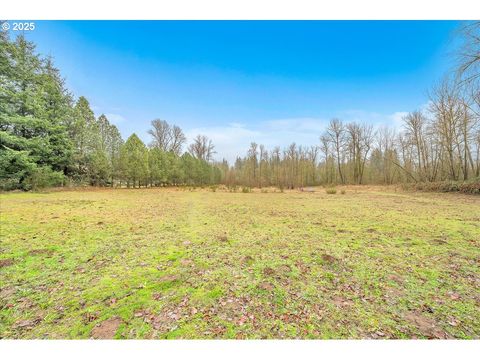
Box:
0, 187, 479, 339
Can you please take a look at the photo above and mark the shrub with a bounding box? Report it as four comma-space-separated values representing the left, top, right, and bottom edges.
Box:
459, 181, 480, 194
241, 186, 252, 193
340, 189, 346, 195
401, 180, 480, 195
0, 149, 36, 191
210, 185, 218, 192
325, 187, 337, 194
261, 188, 268, 193
24, 166, 64, 190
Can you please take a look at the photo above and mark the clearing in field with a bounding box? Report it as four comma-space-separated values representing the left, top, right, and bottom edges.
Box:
0, 187, 479, 339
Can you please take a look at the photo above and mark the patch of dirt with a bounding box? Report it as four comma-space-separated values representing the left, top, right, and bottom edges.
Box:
263, 267, 275, 276
0, 258, 14, 268
75, 266, 86, 274
258, 282, 275, 291
216, 297, 251, 325
28, 249, 54, 256
217, 234, 228, 242
180, 259, 194, 266
243, 255, 254, 264
448, 292, 461, 300
0, 286, 16, 298
388, 274, 404, 284
159, 274, 179, 282
142, 308, 182, 333
17, 297, 35, 310
384, 287, 404, 304
321, 254, 338, 264
13, 317, 42, 330
91, 317, 122, 339
403, 311, 448, 339
295, 260, 311, 275
278, 264, 292, 273
134, 309, 146, 318
332, 296, 354, 308
152, 293, 163, 301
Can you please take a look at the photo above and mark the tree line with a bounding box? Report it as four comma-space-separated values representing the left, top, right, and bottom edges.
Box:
1, 22, 479, 191
220, 23, 480, 188
0, 33, 221, 190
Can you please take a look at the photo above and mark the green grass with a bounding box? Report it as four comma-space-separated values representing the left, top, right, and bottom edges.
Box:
1, 187, 479, 339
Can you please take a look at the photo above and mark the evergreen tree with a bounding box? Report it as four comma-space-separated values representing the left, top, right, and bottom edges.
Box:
148, 147, 169, 186
120, 134, 149, 187
0, 34, 72, 190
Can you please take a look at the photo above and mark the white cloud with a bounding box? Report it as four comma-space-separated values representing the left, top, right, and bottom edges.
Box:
338, 109, 412, 131
420, 101, 434, 117
264, 117, 328, 132
185, 125, 262, 163
104, 113, 126, 125
183, 109, 430, 163
388, 111, 409, 130
185, 117, 328, 163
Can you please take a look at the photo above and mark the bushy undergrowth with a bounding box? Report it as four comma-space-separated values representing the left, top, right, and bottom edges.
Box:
402, 179, 480, 194
325, 187, 337, 194
23, 166, 64, 191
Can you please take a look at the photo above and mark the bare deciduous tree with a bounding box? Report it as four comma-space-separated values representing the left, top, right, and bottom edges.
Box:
148, 119, 186, 155
456, 21, 480, 85
325, 118, 346, 184
188, 134, 216, 162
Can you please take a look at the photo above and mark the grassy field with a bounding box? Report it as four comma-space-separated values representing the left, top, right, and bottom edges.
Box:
1, 187, 479, 339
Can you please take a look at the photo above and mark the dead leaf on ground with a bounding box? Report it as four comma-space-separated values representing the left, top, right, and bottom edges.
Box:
332, 296, 354, 308
0, 258, 14, 268
322, 254, 338, 263
28, 249, 54, 256
13, 317, 42, 330
388, 274, 404, 284
180, 259, 193, 266
263, 267, 275, 276
258, 282, 275, 291
278, 264, 292, 273
159, 274, 179, 282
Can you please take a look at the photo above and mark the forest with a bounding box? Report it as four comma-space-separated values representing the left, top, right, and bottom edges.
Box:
1, 22, 479, 191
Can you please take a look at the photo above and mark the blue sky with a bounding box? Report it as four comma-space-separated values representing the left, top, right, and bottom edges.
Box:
22, 20, 460, 161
